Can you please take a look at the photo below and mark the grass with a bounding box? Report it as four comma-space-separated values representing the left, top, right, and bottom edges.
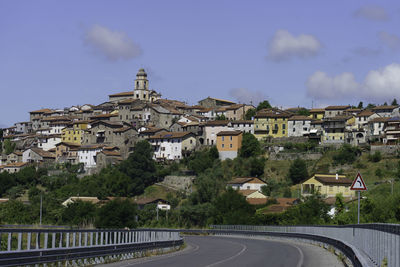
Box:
141, 184, 177, 199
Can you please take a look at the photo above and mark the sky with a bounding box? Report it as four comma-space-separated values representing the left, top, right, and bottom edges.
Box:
1, 0, 400, 127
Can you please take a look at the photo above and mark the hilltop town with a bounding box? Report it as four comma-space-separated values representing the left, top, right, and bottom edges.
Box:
1, 68, 399, 174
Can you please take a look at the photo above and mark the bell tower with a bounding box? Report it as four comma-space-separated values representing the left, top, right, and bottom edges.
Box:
133, 68, 150, 101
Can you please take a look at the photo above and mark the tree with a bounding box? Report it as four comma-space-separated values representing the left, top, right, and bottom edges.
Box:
212, 188, 255, 225
95, 198, 138, 229
288, 158, 308, 184
256, 100, 272, 111
215, 114, 227, 120
3, 139, 15, 155
366, 103, 376, 109
296, 108, 310, 116
392, 98, 398, 106
62, 200, 96, 226
249, 157, 265, 177
239, 132, 261, 158
357, 101, 363, 109
333, 144, 360, 165
245, 108, 256, 120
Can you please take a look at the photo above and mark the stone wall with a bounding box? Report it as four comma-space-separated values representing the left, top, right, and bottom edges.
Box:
269, 152, 323, 161
160, 175, 196, 192
370, 145, 400, 156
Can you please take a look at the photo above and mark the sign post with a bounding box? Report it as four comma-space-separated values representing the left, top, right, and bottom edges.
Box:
350, 172, 367, 224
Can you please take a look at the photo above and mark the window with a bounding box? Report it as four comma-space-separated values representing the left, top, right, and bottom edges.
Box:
282, 124, 286, 129
230, 144, 232, 148
222, 144, 224, 148
222, 136, 224, 141
230, 136, 232, 140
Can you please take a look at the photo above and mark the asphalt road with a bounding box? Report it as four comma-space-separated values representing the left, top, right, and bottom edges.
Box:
100, 235, 344, 267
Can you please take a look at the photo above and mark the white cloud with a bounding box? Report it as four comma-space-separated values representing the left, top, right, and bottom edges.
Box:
229, 88, 266, 105
378, 32, 400, 50
306, 63, 400, 102
306, 71, 360, 100
354, 6, 389, 21
84, 25, 142, 61
267, 30, 322, 61
364, 63, 400, 99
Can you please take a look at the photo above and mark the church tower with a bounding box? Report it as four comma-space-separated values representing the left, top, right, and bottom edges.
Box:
133, 68, 161, 102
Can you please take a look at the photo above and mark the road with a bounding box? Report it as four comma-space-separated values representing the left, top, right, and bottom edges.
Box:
100, 235, 344, 267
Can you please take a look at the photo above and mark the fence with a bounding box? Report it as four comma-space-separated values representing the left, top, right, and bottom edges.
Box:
211, 224, 400, 267
0, 228, 183, 266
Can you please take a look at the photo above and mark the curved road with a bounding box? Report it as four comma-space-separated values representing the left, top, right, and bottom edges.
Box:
101, 235, 343, 267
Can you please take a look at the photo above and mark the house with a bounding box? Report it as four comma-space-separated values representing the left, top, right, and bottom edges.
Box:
1, 162, 28, 173
324, 105, 351, 118
238, 190, 268, 205
385, 117, 400, 145
198, 97, 236, 109
138, 127, 169, 140
254, 108, 291, 140
227, 177, 267, 191
368, 117, 389, 142
223, 104, 254, 121
262, 198, 300, 214
62, 197, 100, 207
23, 148, 56, 165
355, 110, 379, 130
287, 116, 312, 137
322, 115, 352, 145
204, 120, 232, 145
300, 174, 355, 198
37, 134, 61, 151
216, 130, 243, 160
14, 121, 32, 134
148, 132, 197, 161
55, 142, 80, 164
6, 151, 23, 164
96, 147, 123, 169
78, 145, 104, 171
372, 105, 400, 118
309, 109, 325, 120
230, 120, 254, 134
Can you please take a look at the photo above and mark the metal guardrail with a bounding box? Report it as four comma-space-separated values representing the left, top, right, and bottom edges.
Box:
210, 224, 400, 267
0, 229, 183, 266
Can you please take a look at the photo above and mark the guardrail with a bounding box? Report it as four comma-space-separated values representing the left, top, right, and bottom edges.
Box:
210, 224, 400, 267
0, 229, 183, 266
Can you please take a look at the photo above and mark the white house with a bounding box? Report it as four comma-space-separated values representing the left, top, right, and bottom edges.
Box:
78, 145, 104, 170
204, 120, 232, 145
372, 105, 400, 118
227, 177, 267, 192
355, 110, 379, 130
230, 120, 254, 134
148, 132, 196, 161
368, 117, 389, 140
288, 116, 312, 137
23, 148, 55, 164
37, 134, 61, 151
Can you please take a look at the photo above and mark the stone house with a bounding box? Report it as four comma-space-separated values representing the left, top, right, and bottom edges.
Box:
204, 120, 232, 146
96, 148, 123, 170
198, 97, 236, 109
6, 151, 23, 164
324, 105, 351, 118
288, 116, 312, 137
23, 147, 56, 165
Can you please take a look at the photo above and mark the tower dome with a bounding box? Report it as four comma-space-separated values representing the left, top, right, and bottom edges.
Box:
136, 68, 147, 78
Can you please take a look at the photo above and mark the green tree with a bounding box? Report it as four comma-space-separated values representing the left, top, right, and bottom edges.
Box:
212, 188, 255, 225
215, 114, 227, 120
95, 198, 138, 229
256, 100, 272, 111
62, 200, 96, 226
357, 101, 363, 109
239, 132, 261, 158
3, 139, 15, 155
245, 108, 256, 120
249, 157, 265, 177
366, 103, 376, 109
288, 158, 308, 184
296, 108, 310, 116
392, 98, 398, 106
333, 144, 360, 165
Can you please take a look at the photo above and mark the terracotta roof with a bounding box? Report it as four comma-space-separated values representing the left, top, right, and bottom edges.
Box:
254, 109, 291, 118
200, 97, 236, 104
288, 115, 312, 121
238, 189, 258, 196
109, 91, 134, 97
3, 162, 28, 168
247, 198, 268, 205
275, 198, 300, 206
41, 116, 72, 122
205, 120, 230, 126
356, 110, 375, 117
227, 177, 266, 185
262, 204, 291, 213
90, 113, 118, 119
231, 120, 253, 124
370, 117, 389, 123
113, 127, 133, 133
325, 105, 351, 110
56, 142, 81, 148
99, 150, 121, 156
217, 130, 242, 136
30, 108, 53, 114
30, 148, 56, 158
118, 98, 141, 104
312, 174, 353, 185
149, 132, 194, 140
140, 128, 168, 134
78, 145, 104, 150
372, 105, 398, 111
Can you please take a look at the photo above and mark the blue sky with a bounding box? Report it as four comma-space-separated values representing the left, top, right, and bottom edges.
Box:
1, 0, 400, 127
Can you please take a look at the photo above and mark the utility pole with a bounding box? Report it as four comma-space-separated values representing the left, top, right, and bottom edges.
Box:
39, 193, 43, 225
156, 206, 159, 221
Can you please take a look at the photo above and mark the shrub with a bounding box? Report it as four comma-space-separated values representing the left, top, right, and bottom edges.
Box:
369, 151, 382, 162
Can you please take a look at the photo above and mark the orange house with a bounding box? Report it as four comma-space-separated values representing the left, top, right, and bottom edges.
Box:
216, 130, 243, 160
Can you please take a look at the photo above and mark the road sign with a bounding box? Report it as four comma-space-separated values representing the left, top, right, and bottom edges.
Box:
350, 172, 367, 191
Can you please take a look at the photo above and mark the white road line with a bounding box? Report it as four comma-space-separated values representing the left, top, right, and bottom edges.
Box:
286, 243, 304, 267
205, 241, 247, 267
119, 242, 200, 266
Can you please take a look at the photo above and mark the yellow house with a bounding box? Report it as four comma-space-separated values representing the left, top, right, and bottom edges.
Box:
309, 108, 325, 120
216, 130, 243, 160
61, 120, 89, 145
301, 174, 355, 198
254, 109, 291, 140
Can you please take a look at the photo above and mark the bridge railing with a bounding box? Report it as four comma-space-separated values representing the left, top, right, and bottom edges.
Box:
210, 224, 400, 267
0, 229, 183, 266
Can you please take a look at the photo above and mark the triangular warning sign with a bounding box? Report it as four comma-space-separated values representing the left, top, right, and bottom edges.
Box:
350, 172, 367, 191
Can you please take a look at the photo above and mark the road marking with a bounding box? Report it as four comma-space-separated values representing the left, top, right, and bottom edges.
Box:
204, 241, 247, 267
286, 243, 304, 267
119, 242, 200, 266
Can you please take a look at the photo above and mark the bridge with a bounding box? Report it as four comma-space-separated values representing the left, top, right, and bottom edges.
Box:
0, 224, 398, 266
